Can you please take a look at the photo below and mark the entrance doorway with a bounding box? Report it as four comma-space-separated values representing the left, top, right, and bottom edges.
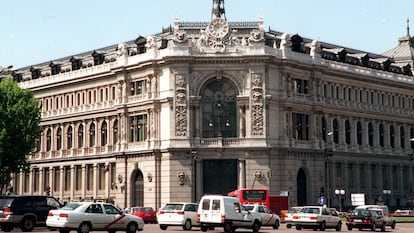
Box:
297, 168, 307, 206
202, 159, 237, 195
131, 169, 144, 207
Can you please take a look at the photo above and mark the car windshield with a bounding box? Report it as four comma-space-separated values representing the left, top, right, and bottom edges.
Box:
61, 203, 82, 210
301, 207, 320, 214
289, 207, 301, 213
351, 209, 370, 217
163, 204, 184, 210
140, 207, 154, 212
244, 205, 254, 211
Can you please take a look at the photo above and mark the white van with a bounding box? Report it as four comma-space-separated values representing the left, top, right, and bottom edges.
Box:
197, 195, 262, 233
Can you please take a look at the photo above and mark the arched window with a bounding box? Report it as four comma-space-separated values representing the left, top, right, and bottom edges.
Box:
113, 120, 119, 144
46, 129, 52, 151
333, 119, 339, 144
345, 120, 351, 145
368, 122, 374, 146
101, 121, 108, 146
390, 125, 395, 148
410, 127, 414, 150
56, 127, 62, 150
400, 126, 405, 149
89, 123, 96, 147
67, 126, 73, 149
356, 121, 362, 146
379, 124, 384, 147
201, 78, 238, 138
321, 117, 327, 142
78, 124, 84, 148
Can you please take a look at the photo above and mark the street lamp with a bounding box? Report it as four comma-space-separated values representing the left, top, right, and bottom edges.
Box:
335, 189, 345, 212
383, 189, 391, 206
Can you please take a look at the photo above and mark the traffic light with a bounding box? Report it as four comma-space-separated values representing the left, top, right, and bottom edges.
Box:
318, 187, 325, 197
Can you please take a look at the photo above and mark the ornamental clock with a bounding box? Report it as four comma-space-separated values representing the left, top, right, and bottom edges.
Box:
207, 18, 230, 39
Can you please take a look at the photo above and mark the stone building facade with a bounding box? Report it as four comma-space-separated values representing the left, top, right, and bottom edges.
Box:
2, 1, 414, 210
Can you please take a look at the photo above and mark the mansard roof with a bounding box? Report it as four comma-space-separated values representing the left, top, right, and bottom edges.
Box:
3, 20, 414, 82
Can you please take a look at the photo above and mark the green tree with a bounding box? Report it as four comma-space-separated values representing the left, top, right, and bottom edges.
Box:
0, 78, 41, 193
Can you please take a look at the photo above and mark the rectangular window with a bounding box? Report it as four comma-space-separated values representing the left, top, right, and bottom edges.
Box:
293, 78, 308, 94
359, 165, 365, 188
24, 171, 30, 193
292, 113, 309, 140
75, 165, 82, 191
98, 164, 105, 190
130, 80, 146, 96
371, 165, 376, 188
53, 167, 60, 192
129, 114, 148, 142
348, 164, 354, 188
33, 169, 39, 193
87, 164, 93, 191
64, 166, 71, 191
392, 166, 398, 189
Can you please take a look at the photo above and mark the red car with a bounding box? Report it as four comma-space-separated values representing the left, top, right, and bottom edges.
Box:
130, 206, 157, 223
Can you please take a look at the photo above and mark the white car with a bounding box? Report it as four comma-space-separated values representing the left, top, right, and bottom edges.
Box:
292, 206, 342, 231
156, 202, 199, 230
284, 206, 302, 228
245, 204, 280, 229
46, 202, 144, 233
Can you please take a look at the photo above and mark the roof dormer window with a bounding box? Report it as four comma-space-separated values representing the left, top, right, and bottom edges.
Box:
30, 67, 41, 79
50, 62, 61, 75
71, 57, 82, 71
92, 51, 105, 65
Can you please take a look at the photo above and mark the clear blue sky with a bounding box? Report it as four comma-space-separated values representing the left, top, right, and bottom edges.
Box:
2, 0, 413, 68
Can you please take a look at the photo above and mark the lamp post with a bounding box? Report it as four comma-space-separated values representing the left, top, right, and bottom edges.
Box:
335, 189, 345, 212
383, 189, 391, 206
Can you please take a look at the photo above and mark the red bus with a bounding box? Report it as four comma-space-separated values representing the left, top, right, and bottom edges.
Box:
227, 188, 270, 207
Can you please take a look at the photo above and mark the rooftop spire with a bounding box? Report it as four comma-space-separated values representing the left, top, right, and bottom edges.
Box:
407, 18, 411, 37
212, 0, 226, 20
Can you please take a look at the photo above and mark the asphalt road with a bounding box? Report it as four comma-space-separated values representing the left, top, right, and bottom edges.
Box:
23, 222, 414, 233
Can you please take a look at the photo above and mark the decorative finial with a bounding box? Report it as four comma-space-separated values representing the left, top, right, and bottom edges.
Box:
407, 18, 410, 37
212, 0, 226, 20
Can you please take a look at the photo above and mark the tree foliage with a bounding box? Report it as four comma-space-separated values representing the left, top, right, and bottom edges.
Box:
0, 78, 41, 193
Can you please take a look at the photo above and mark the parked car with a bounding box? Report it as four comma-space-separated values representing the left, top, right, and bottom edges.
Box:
46, 202, 144, 233
393, 209, 414, 215
0, 195, 62, 232
346, 208, 386, 231
292, 206, 342, 231
245, 204, 280, 229
130, 207, 157, 223
197, 195, 262, 233
355, 205, 396, 229
156, 202, 199, 230
284, 206, 302, 228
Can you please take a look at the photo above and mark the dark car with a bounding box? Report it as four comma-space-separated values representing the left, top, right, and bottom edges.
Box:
346, 209, 386, 232
0, 195, 62, 232
130, 206, 157, 223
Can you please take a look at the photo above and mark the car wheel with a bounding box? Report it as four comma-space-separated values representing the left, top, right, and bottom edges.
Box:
320, 221, 326, 231
336, 221, 342, 231
296, 225, 302, 230
370, 223, 375, 231
159, 225, 167, 230
108, 230, 116, 233
252, 220, 260, 233
200, 225, 208, 232
183, 219, 192, 230
126, 222, 138, 233
287, 224, 292, 229
381, 224, 386, 232
224, 222, 232, 233
1, 224, 13, 232
273, 220, 280, 229
59, 230, 70, 233
391, 221, 396, 229
347, 225, 352, 231
77, 222, 91, 233
20, 217, 35, 232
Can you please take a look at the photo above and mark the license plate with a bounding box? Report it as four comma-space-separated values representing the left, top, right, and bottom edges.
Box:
354, 219, 362, 222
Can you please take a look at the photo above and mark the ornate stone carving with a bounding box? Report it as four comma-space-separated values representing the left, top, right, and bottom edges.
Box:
175, 74, 188, 136
251, 73, 264, 135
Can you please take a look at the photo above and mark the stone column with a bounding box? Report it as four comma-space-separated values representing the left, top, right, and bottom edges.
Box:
238, 160, 246, 189
39, 168, 44, 195
93, 163, 98, 199
59, 166, 64, 201
105, 162, 110, 199
81, 164, 86, 200
70, 165, 75, 201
